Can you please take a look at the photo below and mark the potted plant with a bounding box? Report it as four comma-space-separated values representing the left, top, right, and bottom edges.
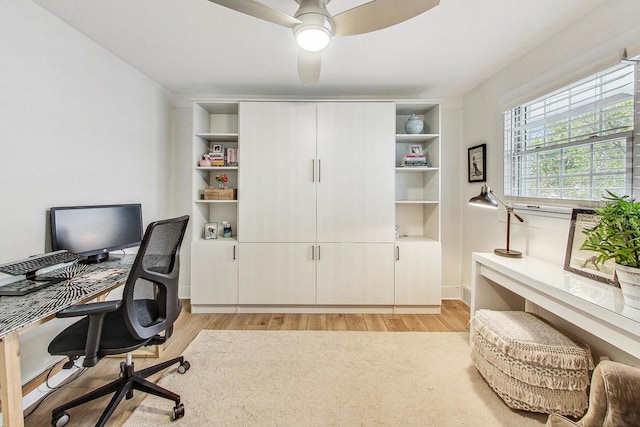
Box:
581, 190, 640, 309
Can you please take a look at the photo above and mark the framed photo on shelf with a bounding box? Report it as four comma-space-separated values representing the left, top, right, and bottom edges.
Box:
203, 222, 218, 240
210, 143, 223, 154
468, 144, 486, 182
409, 145, 423, 154
564, 209, 617, 285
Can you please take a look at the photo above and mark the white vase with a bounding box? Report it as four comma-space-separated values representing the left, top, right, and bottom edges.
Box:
614, 263, 640, 310
404, 114, 425, 134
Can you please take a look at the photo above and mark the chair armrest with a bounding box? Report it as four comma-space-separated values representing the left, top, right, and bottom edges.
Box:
56, 300, 121, 318
57, 300, 122, 367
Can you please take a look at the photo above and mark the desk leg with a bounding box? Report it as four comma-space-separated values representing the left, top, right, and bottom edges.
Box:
0, 332, 24, 427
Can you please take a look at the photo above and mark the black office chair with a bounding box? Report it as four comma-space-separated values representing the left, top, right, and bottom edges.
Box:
48, 215, 190, 427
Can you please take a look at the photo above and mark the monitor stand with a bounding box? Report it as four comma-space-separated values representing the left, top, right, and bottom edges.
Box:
83, 253, 110, 264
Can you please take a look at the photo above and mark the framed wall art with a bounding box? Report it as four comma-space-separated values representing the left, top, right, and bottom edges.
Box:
468, 144, 486, 182
564, 208, 617, 285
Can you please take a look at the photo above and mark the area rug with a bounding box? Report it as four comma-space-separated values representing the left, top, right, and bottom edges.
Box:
124, 330, 548, 426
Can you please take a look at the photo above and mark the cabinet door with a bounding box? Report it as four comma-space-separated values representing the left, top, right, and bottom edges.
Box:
316, 102, 395, 242
394, 241, 441, 305
190, 240, 238, 305
317, 243, 395, 305
239, 102, 317, 242
239, 243, 316, 305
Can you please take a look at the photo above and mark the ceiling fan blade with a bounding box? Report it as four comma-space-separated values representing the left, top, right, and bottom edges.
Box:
207, 0, 301, 28
332, 0, 440, 37
298, 50, 321, 84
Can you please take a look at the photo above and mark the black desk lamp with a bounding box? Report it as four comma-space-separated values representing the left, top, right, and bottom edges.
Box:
468, 185, 524, 258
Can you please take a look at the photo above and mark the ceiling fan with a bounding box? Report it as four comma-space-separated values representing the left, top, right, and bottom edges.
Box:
207, 0, 440, 83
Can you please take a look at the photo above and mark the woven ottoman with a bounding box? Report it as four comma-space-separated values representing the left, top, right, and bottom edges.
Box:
471, 310, 594, 417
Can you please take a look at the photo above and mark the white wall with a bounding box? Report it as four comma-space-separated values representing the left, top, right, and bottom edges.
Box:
0, 0, 177, 385
440, 101, 464, 297
170, 105, 194, 296
461, 0, 640, 361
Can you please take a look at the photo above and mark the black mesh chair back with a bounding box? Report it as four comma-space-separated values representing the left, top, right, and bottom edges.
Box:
123, 216, 188, 341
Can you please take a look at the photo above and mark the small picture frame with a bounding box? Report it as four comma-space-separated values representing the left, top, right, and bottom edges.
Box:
222, 220, 232, 238
564, 209, 617, 285
204, 222, 218, 240
468, 144, 486, 182
409, 145, 423, 155
210, 143, 223, 154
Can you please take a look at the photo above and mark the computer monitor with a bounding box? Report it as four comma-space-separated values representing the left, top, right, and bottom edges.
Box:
50, 204, 143, 263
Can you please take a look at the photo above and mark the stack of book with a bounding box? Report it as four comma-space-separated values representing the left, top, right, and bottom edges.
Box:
402, 154, 429, 167
206, 146, 238, 167
208, 152, 225, 166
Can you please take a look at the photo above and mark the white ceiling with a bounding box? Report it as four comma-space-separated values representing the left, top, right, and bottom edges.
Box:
32, 0, 609, 99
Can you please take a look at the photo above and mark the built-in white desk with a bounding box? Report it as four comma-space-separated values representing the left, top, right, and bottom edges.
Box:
471, 252, 640, 360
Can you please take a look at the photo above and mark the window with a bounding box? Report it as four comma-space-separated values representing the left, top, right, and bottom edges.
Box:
503, 63, 636, 206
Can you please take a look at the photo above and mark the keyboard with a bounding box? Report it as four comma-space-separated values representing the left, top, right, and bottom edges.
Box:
0, 250, 80, 277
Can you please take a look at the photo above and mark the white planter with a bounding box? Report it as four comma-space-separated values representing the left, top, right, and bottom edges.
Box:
614, 263, 640, 310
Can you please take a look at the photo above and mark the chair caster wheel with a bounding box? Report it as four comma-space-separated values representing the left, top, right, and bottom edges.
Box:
52, 412, 70, 427
178, 360, 190, 374
171, 403, 185, 421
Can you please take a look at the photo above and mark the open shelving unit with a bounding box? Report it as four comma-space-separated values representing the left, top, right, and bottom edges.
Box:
192, 101, 239, 242
394, 102, 441, 242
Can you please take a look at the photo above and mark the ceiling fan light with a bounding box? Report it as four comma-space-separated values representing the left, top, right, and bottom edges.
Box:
293, 12, 333, 52
296, 27, 331, 51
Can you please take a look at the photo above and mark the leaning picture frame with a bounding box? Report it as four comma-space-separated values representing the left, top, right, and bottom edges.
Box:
409, 145, 423, 154
468, 144, 486, 182
564, 208, 617, 285
204, 222, 218, 240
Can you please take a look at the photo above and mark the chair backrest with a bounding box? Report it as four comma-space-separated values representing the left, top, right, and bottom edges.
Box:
121, 215, 189, 340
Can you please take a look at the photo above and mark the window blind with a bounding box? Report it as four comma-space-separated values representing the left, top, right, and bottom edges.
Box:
503, 63, 636, 204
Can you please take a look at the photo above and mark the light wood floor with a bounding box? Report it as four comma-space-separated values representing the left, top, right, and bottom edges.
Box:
24, 300, 470, 426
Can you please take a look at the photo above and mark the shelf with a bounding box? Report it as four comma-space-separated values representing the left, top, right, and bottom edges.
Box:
195, 166, 239, 171
198, 237, 238, 243
395, 200, 439, 204
396, 236, 440, 243
195, 132, 238, 142
395, 167, 439, 172
395, 134, 439, 143
195, 199, 238, 204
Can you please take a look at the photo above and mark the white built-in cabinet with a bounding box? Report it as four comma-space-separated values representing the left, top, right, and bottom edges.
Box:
393, 103, 442, 309
238, 101, 395, 306
190, 99, 442, 313
190, 239, 237, 305
190, 102, 239, 310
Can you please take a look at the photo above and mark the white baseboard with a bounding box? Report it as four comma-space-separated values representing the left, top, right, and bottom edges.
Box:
191, 304, 447, 314
441, 285, 461, 300
461, 286, 471, 306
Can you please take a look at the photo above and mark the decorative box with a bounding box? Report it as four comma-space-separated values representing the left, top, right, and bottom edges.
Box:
203, 188, 237, 200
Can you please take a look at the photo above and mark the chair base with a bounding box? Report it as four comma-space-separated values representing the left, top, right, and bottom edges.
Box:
51, 355, 189, 427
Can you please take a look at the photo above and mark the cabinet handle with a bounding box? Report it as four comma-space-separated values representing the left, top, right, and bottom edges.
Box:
312, 159, 315, 182
317, 245, 321, 261
233, 245, 236, 261
396, 246, 400, 261
311, 245, 315, 260
318, 159, 322, 182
